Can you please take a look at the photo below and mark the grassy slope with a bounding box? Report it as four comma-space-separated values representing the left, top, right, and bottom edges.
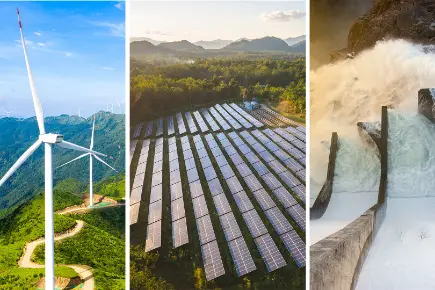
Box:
0, 191, 82, 289
0, 182, 125, 290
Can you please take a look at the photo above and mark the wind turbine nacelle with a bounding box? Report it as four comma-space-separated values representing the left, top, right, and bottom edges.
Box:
40, 133, 64, 144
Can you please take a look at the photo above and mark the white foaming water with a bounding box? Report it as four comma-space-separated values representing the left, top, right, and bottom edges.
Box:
311, 39, 435, 198
388, 110, 435, 197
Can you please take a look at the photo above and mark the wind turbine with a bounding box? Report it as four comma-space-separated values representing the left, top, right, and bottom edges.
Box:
110, 103, 114, 114
4, 110, 11, 117
0, 9, 112, 289
78, 108, 81, 118
56, 116, 117, 207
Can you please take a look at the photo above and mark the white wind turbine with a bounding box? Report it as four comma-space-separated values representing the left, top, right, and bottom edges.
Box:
56, 116, 117, 207
4, 110, 11, 117
78, 108, 81, 118
0, 9, 112, 289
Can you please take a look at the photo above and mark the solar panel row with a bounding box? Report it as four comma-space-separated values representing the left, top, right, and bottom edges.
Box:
229, 103, 264, 128
221, 103, 252, 129
200, 108, 220, 132
144, 121, 154, 138
215, 104, 242, 130
132, 122, 143, 139
208, 107, 231, 131
274, 128, 305, 153
192, 134, 257, 277
130, 139, 138, 164
156, 118, 164, 137
262, 129, 305, 165
184, 112, 198, 134
167, 115, 175, 136
176, 112, 187, 135
193, 111, 209, 133
285, 126, 306, 142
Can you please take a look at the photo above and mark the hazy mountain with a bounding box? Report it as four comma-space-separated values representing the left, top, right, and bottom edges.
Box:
158, 40, 205, 52
0, 112, 125, 211
194, 39, 232, 49
285, 35, 306, 46
130, 40, 172, 55
288, 40, 306, 53
130, 37, 163, 45
223, 36, 291, 52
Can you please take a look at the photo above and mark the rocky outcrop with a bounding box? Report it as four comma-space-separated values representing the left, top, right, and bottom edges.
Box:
348, 0, 435, 53
357, 121, 381, 150
418, 88, 435, 122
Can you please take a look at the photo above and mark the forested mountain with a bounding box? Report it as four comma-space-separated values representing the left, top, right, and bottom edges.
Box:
285, 35, 306, 46
194, 39, 232, 49
158, 40, 205, 52
222, 36, 292, 52
0, 112, 125, 213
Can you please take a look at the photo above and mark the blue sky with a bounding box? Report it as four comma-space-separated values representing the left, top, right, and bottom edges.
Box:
0, 1, 125, 118
130, 1, 306, 42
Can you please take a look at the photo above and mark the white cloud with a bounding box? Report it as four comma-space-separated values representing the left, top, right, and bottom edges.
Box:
114, 2, 124, 11
64, 52, 73, 57
261, 10, 306, 22
101, 67, 115, 71
91, 22, 125, 37
34, 32, 42, 36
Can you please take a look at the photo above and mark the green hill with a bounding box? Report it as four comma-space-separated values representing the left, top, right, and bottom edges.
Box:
0, 112, 125, 215
0, 180, 125, 289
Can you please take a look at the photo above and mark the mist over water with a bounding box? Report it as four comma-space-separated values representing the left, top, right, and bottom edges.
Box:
310, 40, 435, 198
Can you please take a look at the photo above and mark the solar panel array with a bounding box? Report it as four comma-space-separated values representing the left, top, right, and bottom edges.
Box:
208, 107, 231, 130
215, 104, 242, 130
184, 112, 198, 134
176, 112, 186, 135
131, 139, 151, 225
200, 108, 220, 132
274, 127, 306, 154
145, 139, 163, 252
192, 134, 257, 277
168, 136, 189, 248
246, 130, 306, 203
132, 122, 143, 139
130, 139, 138, 164
193, 111, 209, 133
156, 118, 164, 137
229, 103, 264, 128
180, 135, 225, 281
221, 103, 253, 129
167, 116, 175, 136
262, 128, 306, 166
222, 132, 306, 268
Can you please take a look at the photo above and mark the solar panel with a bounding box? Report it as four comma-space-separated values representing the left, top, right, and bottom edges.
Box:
226, 176, 244, 194
150, 186, 163, 203
169, 159, 180, 172
130, 202, 140, 225
195, 140, 205, 150
292, 184, 306, 203
208, 178, 224, 196
295, 169, 306, 181
220, 164, 235, 179
138, 152, 148, 166
181, 135, 190, 144
135, 161, 147, 175
203, 166, 218, 181
227, 132, 239, 140
220, 212, 243, 242
262, 173, 282, 191
182, 141, 191, 151
296, 126, 306, 133
197, 148, 208, 159
281, 230, 306, 267
242, 210, 268, 238
278, 171, 301, 189
155, 144, 164, 155
232, 137, 244, 147
225, 146, 238, 156
173, 217, 189, 248
130, 186, 143, 205
151, 171, 163, 187
154, 151, 163, 163
148, 199, 162, 224
189, 180, 204, 198
201, 240, 225, 281
197, 215, 216, 245
212, 193, 232, 216
168, 142, 177, 153
216, 132, 226, 140
269, 160, 287, 174
215, 154, 229, 167
233, 191, 254, 213
144, 121, 153, 138
170, 169, 182, 185
145, 220, 162, 252
251, 142, 266, 154
286, 204, 306, 232
244, 175, 263, 192
210, 146, 223, 157
274, 149, 291, 163
183, 149, 194, 160
171, 198, 186, 222
156, 118, 164, 137
170, 182, 183, 201
229, 153, 244, 166
133, 122, 143, 139
169, 150, 178, 162
259, 151, 275, 163
153, 160, 163, 174
204, 134, 214, 142
237, 162, 252, 178
252, 189, 276, 211
245, 152, 261, 164
207, 140, 218, 149
251, 161, 270, 176
132, 173, 145, 189
155, 137, 164, 146
187, 168, 200, 183
272, 187, 298, 208
200, 156, 213, 169
238, 144, 252, 155
192, 195, 209, 218
265, 207, 293, 235
265, 142, 280, 152
254, 234, 287, 272
219, 138, 231, 148
228, 237, 257, 276
184, 157, 196, 170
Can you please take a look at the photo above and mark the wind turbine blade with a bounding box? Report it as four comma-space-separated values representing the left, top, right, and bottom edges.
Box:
17, 9, 45, 134
90, 116, 95, 150
57, 140, 109, 158
0, 139, 42, 186
55, 153, 89, 169
93, 154, 117, 172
